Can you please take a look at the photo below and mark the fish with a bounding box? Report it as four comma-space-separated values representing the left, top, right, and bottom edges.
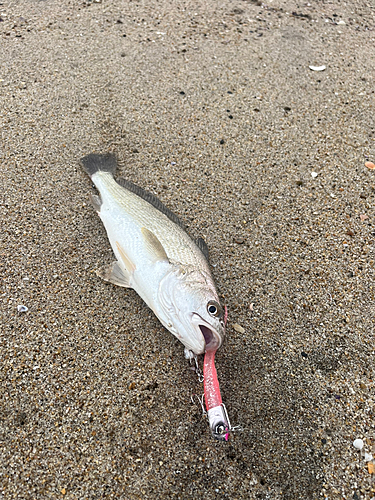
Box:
81, 153, 231, 439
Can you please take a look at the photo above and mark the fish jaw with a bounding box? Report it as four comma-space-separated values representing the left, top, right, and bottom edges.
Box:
191, 313, 223, 353
152, 308, 225, 356
155, 309, 207, 355
167, 312, 224, 355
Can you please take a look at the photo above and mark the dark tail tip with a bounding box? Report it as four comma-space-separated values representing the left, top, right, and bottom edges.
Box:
81, 153, 117, 178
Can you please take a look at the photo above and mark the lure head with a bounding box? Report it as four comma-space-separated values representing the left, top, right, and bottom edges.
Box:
207, 405, 230, 441
157, 263, 225, 355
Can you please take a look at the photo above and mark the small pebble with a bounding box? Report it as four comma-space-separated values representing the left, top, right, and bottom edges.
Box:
364, 453, 373, 462
17, 305, 28, 313
365, 161, 375, 170
311, 172, 318, 178
353, 438, 364, 450
234, 237, 245, 244
233, 323, 245, 333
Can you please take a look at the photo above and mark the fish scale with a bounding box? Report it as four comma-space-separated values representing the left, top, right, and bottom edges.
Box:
95, 171, 212, 274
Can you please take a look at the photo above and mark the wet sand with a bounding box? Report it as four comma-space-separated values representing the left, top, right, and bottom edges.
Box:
1, 0, 374, 498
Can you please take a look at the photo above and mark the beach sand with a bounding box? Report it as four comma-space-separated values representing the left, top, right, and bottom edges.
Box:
1, 0, 374, 498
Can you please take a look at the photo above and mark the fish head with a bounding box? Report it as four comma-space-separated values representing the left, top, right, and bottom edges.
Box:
158, 264, 226, 355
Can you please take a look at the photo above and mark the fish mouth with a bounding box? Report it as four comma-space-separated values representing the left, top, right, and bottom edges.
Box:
199, 325, 214, 346
192, 314, 223, 352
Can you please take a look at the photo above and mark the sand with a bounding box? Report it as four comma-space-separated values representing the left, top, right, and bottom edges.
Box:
1, 0, 374, 498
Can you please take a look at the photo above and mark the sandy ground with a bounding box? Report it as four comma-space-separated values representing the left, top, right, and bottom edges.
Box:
1, 0, 375, 498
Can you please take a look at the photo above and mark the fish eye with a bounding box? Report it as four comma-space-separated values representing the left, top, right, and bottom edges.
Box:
208, 305, 217, 315
207, 300, 221, 317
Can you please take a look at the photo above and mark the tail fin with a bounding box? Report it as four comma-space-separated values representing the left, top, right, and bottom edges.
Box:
81, 153, 117, 178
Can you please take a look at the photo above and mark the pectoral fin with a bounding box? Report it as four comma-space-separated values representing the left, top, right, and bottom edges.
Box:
141, 227, 169, 263
96, 261, 131, 288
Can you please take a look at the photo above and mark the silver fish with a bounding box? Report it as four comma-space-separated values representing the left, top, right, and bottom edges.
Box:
81, 153, 225, 356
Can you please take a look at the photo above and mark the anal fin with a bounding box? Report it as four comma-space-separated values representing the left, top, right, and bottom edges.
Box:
96, 261, 131, 288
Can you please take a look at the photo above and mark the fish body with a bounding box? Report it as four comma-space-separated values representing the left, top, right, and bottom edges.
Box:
81, 153, 225, 355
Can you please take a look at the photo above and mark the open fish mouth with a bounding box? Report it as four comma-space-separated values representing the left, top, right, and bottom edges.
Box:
199, 324, 221, 351
191, 314, 222, 352
199, 325, 214, 346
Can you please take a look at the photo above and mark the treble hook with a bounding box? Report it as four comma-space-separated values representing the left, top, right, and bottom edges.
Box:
194, 355, 204, 383
185, 348, 204, 383
220, 403, 244, 434
191, 393, 207, 415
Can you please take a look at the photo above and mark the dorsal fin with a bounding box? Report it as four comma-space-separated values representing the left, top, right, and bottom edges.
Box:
116, 178, 185, 229
196, 237, 209, 262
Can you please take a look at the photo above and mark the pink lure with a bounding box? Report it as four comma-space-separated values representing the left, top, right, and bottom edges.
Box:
203, 306, 230, 441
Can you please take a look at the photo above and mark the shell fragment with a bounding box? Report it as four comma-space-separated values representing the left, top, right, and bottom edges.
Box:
309, 65, 326, 72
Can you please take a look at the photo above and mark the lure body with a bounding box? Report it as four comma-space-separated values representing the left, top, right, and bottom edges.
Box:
203, 312, 230, 441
